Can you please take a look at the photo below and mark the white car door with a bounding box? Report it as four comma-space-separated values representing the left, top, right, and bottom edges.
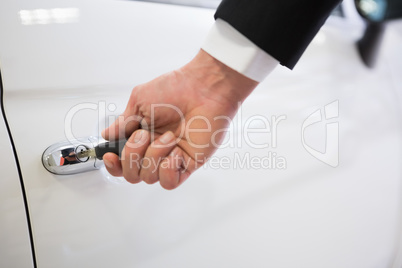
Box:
0, 74, 34, 267
1, 0, 402, 267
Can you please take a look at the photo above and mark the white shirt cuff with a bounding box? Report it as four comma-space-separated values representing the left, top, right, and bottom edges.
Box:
202, 18, 279, 83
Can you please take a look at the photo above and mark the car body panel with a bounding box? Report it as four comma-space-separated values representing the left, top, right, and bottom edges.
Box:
0, 84, 34, 267
1, 0, 402, 267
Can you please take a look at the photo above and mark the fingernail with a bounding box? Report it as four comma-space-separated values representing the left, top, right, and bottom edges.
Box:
104, 158, 114, 169
134, 130, 145, 143
159, 131, 175, 144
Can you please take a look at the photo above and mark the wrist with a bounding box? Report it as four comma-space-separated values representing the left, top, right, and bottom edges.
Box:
180, 49, 259, 105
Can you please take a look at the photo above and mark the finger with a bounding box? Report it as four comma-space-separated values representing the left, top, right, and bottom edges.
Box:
103, 152, 123, 177
121, 130, 150, 184
159, 147, 194, 190
140, 131, 177, 184
102, 112, 142, 141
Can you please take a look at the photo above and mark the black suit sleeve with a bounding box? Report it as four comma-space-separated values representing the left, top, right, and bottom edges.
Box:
215, 0, 342, 69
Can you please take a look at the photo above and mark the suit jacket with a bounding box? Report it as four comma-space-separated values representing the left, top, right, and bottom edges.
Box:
215, 0, 342, 69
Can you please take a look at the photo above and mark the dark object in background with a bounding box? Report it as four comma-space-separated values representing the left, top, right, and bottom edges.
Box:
355, 0, 402, 67
356, 22, 385, 67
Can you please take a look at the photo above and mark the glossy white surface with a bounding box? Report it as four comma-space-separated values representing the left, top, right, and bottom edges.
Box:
0, 0, 402, 267
0, 102, 33, 266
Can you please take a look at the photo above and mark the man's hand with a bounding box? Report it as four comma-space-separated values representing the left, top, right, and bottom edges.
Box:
102, 49, 258, 189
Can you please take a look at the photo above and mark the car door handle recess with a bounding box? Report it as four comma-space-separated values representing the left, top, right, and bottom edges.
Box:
42, 137, 126, 175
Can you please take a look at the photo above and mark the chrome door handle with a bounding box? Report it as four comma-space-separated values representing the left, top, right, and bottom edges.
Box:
42, 137, 126, 175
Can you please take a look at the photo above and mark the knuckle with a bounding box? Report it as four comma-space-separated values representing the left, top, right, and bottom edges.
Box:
161, 182, 177, 190
160, 177, 178, 190
124, 172, 141, 184
141, 170, 158, 184
143, 178, 158, 185
123, 147, 132, 161
121, 151, 141, 184
107, 168, 120, 177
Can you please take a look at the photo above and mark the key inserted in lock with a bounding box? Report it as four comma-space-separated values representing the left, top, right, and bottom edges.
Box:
42, 137, 126, 175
